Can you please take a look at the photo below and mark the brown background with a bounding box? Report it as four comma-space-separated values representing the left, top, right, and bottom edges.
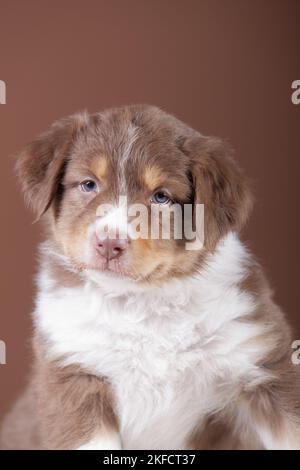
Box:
0, 0, 299, 421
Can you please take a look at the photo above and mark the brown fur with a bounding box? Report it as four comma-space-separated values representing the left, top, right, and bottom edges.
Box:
33, 336, 118, 450
1, 335, 118, 450
182, 136, 253, 250
2, 105, 299, 450
16, 105, 253, 283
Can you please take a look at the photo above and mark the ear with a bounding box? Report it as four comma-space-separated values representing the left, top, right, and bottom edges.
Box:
183, 135, 253, 250
16, 112, 89, 221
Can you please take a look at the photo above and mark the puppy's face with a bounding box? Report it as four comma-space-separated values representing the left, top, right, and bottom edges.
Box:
56, 137, 194, 283
17, 106, 252, 286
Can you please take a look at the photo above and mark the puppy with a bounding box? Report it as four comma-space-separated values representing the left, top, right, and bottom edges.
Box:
1, 105, 300, 450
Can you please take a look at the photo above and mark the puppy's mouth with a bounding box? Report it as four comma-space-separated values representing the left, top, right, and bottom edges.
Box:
85, 250, 139, 280
91, 261, 135, 278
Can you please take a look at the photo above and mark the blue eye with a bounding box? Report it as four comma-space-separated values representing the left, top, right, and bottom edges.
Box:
80, 180, 98, 193
151, 191, 171, 205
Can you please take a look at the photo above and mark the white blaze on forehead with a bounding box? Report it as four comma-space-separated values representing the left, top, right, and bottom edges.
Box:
118, 124, 139, 193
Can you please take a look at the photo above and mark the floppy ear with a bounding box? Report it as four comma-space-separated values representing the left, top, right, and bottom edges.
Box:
183, 135, 253, 250
16, 112, 89, 221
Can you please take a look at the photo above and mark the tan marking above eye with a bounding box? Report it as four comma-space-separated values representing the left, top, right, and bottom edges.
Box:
90, 155, 108, 180
143, 165, 168, 192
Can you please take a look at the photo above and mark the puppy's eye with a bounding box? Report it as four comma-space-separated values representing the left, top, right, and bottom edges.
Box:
80, 180, 98, 193
151, 191, 172, 205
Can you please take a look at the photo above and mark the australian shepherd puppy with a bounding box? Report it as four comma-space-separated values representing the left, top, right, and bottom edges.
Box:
1, 105, 300, 450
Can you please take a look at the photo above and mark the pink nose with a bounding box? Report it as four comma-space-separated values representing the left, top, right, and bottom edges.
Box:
96, 237, 128, 261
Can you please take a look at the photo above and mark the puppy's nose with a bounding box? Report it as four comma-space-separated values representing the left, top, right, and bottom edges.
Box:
97, 237, 128, 260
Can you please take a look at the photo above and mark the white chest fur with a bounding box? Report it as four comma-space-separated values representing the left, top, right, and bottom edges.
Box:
35, 233, 265, 449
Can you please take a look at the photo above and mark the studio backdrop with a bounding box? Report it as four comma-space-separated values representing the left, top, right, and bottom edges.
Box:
0, 0, 299, 422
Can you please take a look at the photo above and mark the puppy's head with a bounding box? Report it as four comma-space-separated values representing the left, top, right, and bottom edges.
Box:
17, 105, 252, 287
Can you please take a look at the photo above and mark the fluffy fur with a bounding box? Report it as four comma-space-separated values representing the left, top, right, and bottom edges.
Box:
1, 105, 299, 450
